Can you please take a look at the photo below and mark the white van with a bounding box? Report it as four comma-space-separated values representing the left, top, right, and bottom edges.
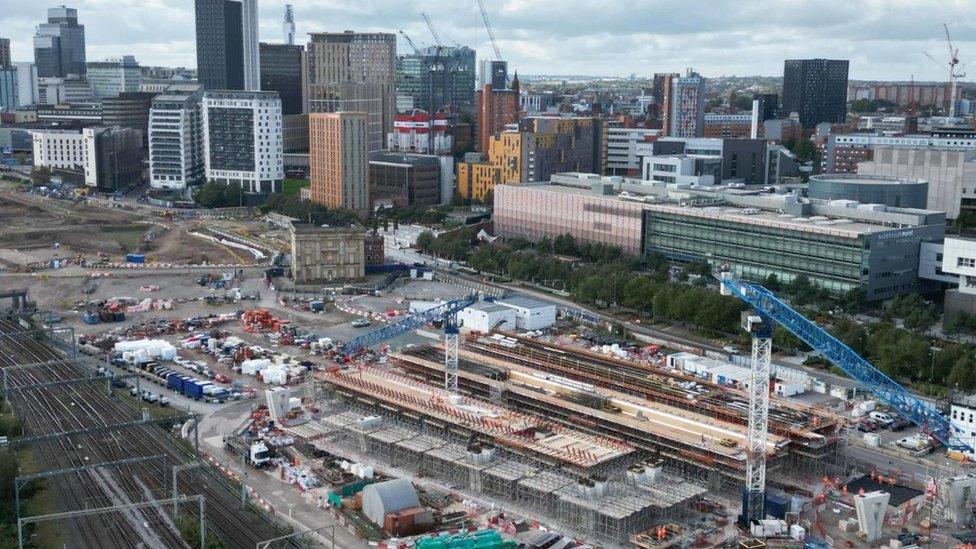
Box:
869, 411, 894, 427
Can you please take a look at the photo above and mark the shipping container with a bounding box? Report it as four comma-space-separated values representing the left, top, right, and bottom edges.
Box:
124, 253, 146, 264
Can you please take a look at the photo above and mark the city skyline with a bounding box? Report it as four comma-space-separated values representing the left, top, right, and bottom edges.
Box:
1, 0, 975, 81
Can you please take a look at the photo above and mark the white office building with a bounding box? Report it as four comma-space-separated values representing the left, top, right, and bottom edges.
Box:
86, 56, 141, 98
14, 62, 38, 107
202, 90, 283, 194
641, 154, 719, 186
32, 129, 86, 170
950, 396, 976, 460
605, 126, 660, 176
37, 76, 92, 105
148, 85, 204, 190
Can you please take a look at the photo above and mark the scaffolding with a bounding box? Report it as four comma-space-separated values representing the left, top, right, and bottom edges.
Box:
299, 394, 708, 546
517, 470, 575, 514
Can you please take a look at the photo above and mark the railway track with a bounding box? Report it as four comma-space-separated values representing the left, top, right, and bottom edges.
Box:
0, 317, 292, 548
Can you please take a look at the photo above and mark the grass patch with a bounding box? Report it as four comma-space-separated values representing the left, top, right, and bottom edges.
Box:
100, 224, 148, 253
282, 178, 310, 197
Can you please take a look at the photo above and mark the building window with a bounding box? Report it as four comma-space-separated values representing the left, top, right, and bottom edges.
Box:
959, 257, 976, 268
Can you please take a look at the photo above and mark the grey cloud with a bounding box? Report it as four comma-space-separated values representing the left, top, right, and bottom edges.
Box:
0, 0, 973, 80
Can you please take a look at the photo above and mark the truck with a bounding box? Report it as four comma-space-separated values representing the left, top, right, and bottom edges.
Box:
223, 434, 271, 467
184, 379, 209, 400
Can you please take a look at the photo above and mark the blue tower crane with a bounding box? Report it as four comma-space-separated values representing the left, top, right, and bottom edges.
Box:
340, 295, 478, 391
718, 271, 971, 524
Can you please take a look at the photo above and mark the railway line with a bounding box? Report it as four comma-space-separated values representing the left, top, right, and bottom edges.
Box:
0, 317, 292, 548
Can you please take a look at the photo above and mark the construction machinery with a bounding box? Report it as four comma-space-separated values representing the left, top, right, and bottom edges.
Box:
718, 269, 971, 524
921, 24, 966, 117
340, 296, 478, 392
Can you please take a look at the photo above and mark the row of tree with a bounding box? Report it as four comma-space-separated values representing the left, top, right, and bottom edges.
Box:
259, 193, 359, 226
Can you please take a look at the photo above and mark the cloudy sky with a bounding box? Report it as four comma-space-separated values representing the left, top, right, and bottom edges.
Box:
2, 0, 975, 81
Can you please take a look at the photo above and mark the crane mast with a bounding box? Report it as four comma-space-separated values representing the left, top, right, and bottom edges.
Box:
718, 270, 972, 526
476, 0, 503, 62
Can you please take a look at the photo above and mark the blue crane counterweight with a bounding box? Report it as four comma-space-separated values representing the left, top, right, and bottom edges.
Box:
719, 273, 970, 453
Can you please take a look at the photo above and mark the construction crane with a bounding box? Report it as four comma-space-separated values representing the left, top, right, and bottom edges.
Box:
476, 0, 503, 62
422, 12, 444, 49
944, 23, 965, 118
398, 30, 421, 55
340, 296, 478, 392
717, 270, 972, 524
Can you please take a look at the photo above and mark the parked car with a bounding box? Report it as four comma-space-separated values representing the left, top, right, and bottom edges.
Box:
351, 319, 371, 328
858, 419, 879, 432
869, 411, 894, 427
142, 391, 158, 403
889, 418, 912, 432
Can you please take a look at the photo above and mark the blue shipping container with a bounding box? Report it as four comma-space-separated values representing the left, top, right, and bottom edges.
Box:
185, 380, 205, 400
124, 254, 145, 264
166, 373, 182, 391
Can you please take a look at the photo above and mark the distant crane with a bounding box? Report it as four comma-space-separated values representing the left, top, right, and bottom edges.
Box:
476, 0, 503, 62
399, 29, 421, 55
943, 23, 966, 118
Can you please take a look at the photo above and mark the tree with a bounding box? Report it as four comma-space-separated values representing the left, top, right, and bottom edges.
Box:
762, 273, 781, 291
415, 231, 436, 255
553, 234, 577, 256
29, 165, 51, 186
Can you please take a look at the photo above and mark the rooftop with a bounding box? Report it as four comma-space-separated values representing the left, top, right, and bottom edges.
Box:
499, 175, 945, 238
810, 174, 928, 186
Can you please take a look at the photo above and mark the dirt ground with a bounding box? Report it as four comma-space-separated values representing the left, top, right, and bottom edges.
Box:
0, 192, 253, 265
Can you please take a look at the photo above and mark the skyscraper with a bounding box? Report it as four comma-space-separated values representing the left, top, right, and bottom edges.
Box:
0, 38, 11, 69
663, 69, 705, 138
309, 112, 369, 214
33, 6, 86, 78
306, 32, 396, 151
194, 0, 259, 91
259, 43, 303, 115
396, 45, 476, 114
782, 59, 849, 129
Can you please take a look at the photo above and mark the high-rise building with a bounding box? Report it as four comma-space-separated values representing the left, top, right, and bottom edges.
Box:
194, 0, 260, 91
753, 93, 779, 122
259, 43, 303, 115
33, 6, 86, 78
396, 46, 476, 114
662, 69, 705, 138
14, 63, 38, 107
33, 6, 86, 79
306, 32, 395, 150
86, 56, 141, 98
102, 91, 158, 148
308, 82, 388, 152
0, 69, 17, 112
475, 73, 520, 154
782, 59, 849, 129
309, 112, 369, 214
149, 85, 205, 190
202, 90, 283, 194
283, 5, 296, 45
478, 60, 507, 90
0, 38, 11, 69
